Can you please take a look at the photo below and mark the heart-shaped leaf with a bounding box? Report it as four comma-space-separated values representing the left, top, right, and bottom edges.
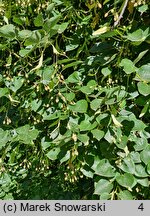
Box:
93, 159, 116, 177
140, 146, 150, 165
137, 64, 150, 82
116, 173, 137, 189
120, 58, 137, 74
118, 156, 135, 174
118, 190, 133, 200
0, 24, 16, 39
90, 99, 102, 111
94, 179, 113, 195
46, 147, 60, 160
91, 129, 104, 141
69, 100, 88, 113
137, 82, 150, 96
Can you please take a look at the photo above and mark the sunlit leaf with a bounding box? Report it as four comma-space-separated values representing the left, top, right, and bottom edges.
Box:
94, 179, 113, 195
116, 173, 137, 189
90, 99, 102, 111
140, 146, 150, 165
137, 82, 150, 96
46, 147, 60, 160
92, 26, 110, 36
0, 24, 15, 39
119, 58, 137, 74
93, 159, 116, 177
118, 190, 133, 200
91, 129, 104, 141
136, 64, 150, 82
68, 100, 88, 113
0, 129, 11, 150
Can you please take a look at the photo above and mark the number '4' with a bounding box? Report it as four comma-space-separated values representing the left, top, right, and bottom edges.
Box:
138, 203, 144, 211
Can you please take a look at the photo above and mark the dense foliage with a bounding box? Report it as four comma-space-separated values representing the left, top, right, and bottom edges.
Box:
0, 0, 150, 200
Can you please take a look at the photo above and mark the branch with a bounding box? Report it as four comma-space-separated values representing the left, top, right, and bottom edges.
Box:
114, 0, 129, 27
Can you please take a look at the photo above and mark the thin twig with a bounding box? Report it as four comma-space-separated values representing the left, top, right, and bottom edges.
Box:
114, 0, 129, 27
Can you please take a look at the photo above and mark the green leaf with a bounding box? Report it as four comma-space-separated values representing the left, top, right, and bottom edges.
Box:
5, 77, 24, 92
118, 156, 135, 174
115, 135, 128, 150
41, 137, 51, 150
105, 98, 116, 105
13, 16, 24, 26
66, 44, 79, 51
133, 49, 149, 64
79, 120, 97, 131
63, 61, 82, 70
0, 88, 9, 98
18, 30, 32, 40
31, 99, 42, 112
80, 80, 97, 94
140, 146, 150, 165
136, 64, 150, 82
41, 66, 54, 85
63, 92, 75, 102
46, 3, 55, 14
43, 109, 61, 120
43, 15, 61, 32
91, 129, 104, 141
93, 159, 116, 177
87, 80, 97, 88
49, 28, 58, 38
133, 137, 148, 151
132, 118, 146, 131
24, 31, 41, 46
80, 86, 94, 94
138, 4, 148, 13
66, 71, 81, 83
147, 161, 150, 174
100, 193, 111, 200
139, 102, 149, 118
0, 74, 3, 83
134, 164, 148, 177
4, 193, 14, 200
52, 0, 63, 6
125, 28, 149, 43
15, 125, 39, 144
118, 190, 133, 200
90, 99, 102, 111
137, 178, 149, 187
130, 152, 141, 163
104, 129, 115, 144
53, 22, 69, 34
60, 150, 70, 163
101, 67, 111, 77
68, 99, 88, 113
96, 113, 109, 124
67, 117, 79, 132
119, 58, 137, 74
137, 82, 150, 96
46, 147, 60, 160
94, 179, 113, 195
77, 133, 89, 145
34, 13, 44, 27
116, 173, 137, 189
80, 165, 94, 178
0, 24, 15, 39
19, 48, 31, 57
0, 173, 11, 185
0, 129, 11, 150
